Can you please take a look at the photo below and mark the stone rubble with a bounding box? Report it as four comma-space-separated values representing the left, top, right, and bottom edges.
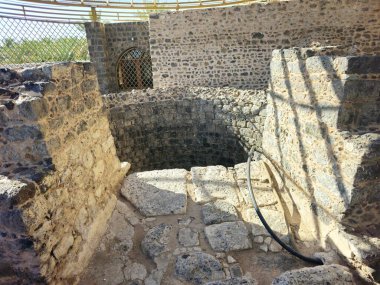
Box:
80, 166, 355, 285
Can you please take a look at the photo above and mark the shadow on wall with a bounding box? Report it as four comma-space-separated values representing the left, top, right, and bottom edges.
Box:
263, 48, 380, 244
104, 88, 267, 172
111, 99, 248, 172
0, 62, 127, 284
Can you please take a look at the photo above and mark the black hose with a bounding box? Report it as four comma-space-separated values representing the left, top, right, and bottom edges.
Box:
246, 149, 324, 265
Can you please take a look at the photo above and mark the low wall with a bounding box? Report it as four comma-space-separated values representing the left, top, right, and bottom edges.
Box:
262, 48, 380, 279
103, 87, 267, 171
0, 63, 128, 284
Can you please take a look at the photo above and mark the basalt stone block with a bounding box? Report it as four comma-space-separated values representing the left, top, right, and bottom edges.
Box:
201, 201, 238, 225
141, 223, 172, 260
204, 221, 252, 252
271, 264, 354, 285
4, 125, 43, 142
175, 252, 225, 284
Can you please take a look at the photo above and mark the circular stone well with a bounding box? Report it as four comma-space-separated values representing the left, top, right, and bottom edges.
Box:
103, 87, 267, 172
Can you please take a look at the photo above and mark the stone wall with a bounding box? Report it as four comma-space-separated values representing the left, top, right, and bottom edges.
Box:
262, 48, 379, 279
85, 22, 150, 93
103, 87, 267, 172
149, 0, 380, 89
0, 63, 128, 284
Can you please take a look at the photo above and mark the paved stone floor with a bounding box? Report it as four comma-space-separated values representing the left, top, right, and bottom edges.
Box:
79, 163, 353, 285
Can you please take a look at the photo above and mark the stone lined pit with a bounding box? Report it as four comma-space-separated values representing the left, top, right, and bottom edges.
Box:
103, 87, 267, 172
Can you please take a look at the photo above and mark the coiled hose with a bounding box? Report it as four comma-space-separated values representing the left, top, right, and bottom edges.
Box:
246, 148, 323, 265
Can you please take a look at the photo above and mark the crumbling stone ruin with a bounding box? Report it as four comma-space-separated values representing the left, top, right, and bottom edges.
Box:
0, 0, 379, 284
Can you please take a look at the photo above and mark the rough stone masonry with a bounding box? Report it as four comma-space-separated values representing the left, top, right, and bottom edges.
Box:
0, 63, 128, 284
103, 87, 267, 172
262, 47, 380, 281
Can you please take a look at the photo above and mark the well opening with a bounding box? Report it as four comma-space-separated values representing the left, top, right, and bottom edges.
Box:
103, 87, 267, 172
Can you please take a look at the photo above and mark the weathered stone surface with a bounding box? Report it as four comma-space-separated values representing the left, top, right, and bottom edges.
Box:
206, 277, 257, 285
148, 0, 379, 91
141, 224, 172, 259
123, 262, 147, 281
204, 221, 252, 252
0, 62, 127, 283
271, 264, 354, 285
229, 264, 243, 278
178, 217, 194, 226
244, 208, 288, 238
145, 255, 170, 285
103, 88, 266, 172
178, 228, 199, 247
175, 252, 225, 284
264, 48, 380, 233
234, 162, 276, 207
105, 209, 134, 253
234, 161, 269, 182
201, 201, 238, 225
121, 169, 188, 217
191, 166, 239, 206
53, 233, 74, 260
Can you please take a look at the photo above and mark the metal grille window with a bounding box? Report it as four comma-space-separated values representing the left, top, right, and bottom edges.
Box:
117, 48, 153, 90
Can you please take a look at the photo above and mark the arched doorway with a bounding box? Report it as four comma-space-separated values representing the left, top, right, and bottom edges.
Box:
116, 48, 153, 90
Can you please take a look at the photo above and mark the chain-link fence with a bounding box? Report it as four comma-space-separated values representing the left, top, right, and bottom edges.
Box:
0, 17, 89, 68
117, 48, 153, 90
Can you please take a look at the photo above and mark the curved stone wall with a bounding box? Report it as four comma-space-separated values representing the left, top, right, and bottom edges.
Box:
103, 87, 267, 171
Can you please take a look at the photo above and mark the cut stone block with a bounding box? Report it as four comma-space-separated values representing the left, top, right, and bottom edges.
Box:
141, 224, 172, 260
191, 166, 239, 206
243, 208, 288, 238
204, 221, 252, 252
121, 169, 188, 216
175, 252, 225, 284
178, 228, 199, 247
234, 161, 270, 182
201, 201, 239, 225
234, 162, 276, 207
271, 264, 354, 285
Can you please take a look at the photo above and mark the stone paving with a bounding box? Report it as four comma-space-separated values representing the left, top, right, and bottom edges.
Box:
79, 162, 355, 285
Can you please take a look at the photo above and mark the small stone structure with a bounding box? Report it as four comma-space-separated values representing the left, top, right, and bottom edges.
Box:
0, 63, 128, 283
103, 87, 266, 171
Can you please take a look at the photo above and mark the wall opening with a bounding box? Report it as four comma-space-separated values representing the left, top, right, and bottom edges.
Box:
116, 48, 153, 91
